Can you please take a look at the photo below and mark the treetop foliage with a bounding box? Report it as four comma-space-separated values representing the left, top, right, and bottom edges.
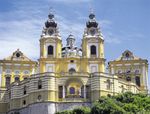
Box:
56, 92, 150, 114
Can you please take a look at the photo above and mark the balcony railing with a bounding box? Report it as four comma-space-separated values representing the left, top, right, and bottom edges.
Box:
60, 72, 89, 77
31, 72, 89, 77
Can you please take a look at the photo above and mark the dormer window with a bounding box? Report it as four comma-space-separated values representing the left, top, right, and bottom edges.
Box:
15, 77, 20, 82
16, 53, 20, 57
125, 52, 130, 58
126, 70, 131, 74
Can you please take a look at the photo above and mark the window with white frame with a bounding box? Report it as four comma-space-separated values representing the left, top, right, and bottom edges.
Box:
14, 70, 20, 75
46, 64, 54, 72
90, 64, 98, 73
106, 79, 111, 90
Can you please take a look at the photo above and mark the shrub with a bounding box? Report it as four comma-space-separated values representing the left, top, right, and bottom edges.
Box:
73, 107, 91, 114
55, 110, 73, 114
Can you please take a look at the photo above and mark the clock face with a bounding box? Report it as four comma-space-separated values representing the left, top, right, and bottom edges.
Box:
48, 29, 54, 35
89, 29, 96, 35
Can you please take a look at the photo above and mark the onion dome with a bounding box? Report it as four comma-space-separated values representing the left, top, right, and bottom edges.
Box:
86, 12, 98, 28
45, 12, 57, 28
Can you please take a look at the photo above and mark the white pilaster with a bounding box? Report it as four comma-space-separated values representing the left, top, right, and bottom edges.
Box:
32, 68, 35, 74
142, 65, 146, 86
62, 85, 65, 98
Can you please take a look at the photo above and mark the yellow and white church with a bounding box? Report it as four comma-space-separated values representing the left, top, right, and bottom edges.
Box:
0, 11, 149, 114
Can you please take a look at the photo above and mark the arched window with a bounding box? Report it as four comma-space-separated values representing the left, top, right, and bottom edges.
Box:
81, 86, 84, 98
48, 45, 53, 55
15, 77, 19, 82
125, 52, 130, 58
135, 70, 139, 74
38, 80, 42, 89
126, 76, 131, 81
23, 100, 26, 105
23, 86, 27, 95
69, 68, 76, 73
90, 45, 96, 55
135, 76, 140, 87
37, 95, 42, 101
106, 79, 111, 90
69, 87, 75, 94
6, 77, 10, 88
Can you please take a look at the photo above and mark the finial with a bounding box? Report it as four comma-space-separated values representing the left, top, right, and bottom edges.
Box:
48, 7, 54, 19
89, 6, 95, 19
49, 7, 53, 14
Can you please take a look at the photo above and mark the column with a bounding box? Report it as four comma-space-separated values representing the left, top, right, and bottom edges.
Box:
84, 85, 86, 99
62, 85, 65, 98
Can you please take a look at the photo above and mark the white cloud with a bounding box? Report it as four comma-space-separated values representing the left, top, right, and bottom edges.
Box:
0, 0, 120, 61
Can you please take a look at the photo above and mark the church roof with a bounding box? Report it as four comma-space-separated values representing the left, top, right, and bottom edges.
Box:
3, 49, 33, 61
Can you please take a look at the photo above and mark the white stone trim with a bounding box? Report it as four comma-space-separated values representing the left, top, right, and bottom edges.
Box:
14, 70, 20, 75
45, 43, 56, 58
46, 64, 55, 72
124, 64, 131, 66
87, 43, 98, 58
5, 69, 12, 74
89, 64, 98, 73
68, 64, 76, 71
116, 64, 122, 66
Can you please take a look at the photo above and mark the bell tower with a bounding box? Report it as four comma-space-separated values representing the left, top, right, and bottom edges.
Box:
39, 11, 62, 73
82, 11, 105, 72
82, 11, 104, 59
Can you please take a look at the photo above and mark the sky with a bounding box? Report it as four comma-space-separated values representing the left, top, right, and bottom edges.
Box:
0, 0, 150, 89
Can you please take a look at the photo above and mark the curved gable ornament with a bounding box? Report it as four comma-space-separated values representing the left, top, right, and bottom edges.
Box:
121, 50, 134, 60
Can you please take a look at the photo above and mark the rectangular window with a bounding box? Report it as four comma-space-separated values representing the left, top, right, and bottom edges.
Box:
86, 85, 90, 99
48, 66, 53, 72
6, 77, 10, 88
91, 66, 97, 73
58, 86, 63, 98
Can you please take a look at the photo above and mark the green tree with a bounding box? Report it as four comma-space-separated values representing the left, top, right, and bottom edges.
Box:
56, 92, 150, 114
73, 107, 91, 114
91, 97, 126, 114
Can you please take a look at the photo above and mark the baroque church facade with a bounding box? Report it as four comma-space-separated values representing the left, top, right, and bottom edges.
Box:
0, 11, 149, 114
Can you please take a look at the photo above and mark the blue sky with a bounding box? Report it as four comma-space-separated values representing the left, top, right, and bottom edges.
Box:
0, 0, 150, 88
